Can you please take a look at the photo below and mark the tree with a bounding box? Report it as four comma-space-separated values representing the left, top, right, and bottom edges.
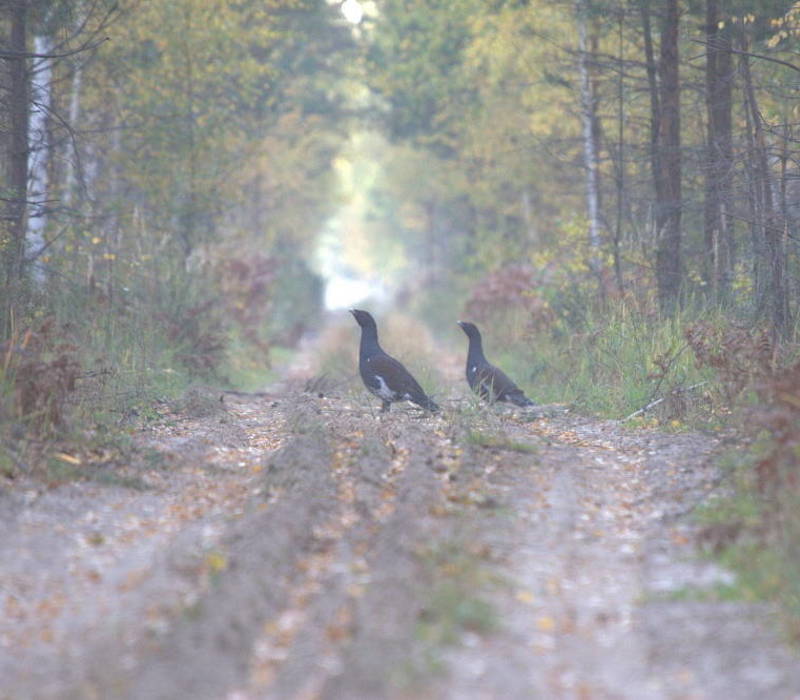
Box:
739, 30, 790, 334
3, 0, 30, 286
1, 0, 117, 297
703, 0, 734, 304
576, 0, 604, 293
651, 0, 682, 314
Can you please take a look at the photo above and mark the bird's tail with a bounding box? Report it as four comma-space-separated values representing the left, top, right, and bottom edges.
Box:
416, 395, 440, 412
509, 392, 536, 407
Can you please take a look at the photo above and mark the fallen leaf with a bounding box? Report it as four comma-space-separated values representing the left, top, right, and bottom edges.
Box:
537, 615, 556, 632
54, 452, 82, 465
515, 590, 536, 605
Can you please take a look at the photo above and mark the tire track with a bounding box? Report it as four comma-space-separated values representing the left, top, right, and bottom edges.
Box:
16, 390, 798, 699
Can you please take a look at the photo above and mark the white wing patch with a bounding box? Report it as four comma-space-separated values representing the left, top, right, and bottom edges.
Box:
373, 375, 396, 401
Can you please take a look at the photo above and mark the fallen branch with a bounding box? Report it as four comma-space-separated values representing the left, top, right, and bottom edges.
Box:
623, 381, 709, 422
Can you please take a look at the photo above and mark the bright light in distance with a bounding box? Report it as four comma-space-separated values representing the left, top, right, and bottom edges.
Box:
325, 274, 374, 309
341, 0, 363, 24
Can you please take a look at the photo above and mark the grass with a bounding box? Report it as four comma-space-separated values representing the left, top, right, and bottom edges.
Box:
654, 581, 744, 603
0, 242, 314, 484
0, 268, 197, 483
399, 537, 500, 686
696, 443, 800, 643
472, 304, 719, 422
711, 510, 800, 642
417, 582, 497, 645
465, 429, 538, 453
222, 335, 291, 391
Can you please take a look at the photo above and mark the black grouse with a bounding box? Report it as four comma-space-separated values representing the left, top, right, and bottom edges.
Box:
350, 309, 439, 413
457, 321, 537, 407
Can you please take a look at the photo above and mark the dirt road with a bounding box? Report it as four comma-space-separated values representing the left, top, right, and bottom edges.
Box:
1, 372, 799, 698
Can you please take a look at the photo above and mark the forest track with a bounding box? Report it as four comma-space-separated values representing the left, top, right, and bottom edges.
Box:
1, 382, 799, 699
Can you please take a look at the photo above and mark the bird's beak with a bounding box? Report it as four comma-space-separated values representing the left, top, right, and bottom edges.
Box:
457, 321, 464, 327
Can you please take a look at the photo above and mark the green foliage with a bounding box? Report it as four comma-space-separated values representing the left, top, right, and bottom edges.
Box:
357, 0, 800, 344
461, 300, 714, 421
465, 429, 538, 453
699, 445, 800, 642
0, 300, 185, 481
366, 0, 483, 151
81, 0, 350, 256
0, 0, 356, 474
693, 354, 800, 641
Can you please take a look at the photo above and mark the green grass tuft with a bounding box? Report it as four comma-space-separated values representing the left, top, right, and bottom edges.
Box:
465, 429, 538, 453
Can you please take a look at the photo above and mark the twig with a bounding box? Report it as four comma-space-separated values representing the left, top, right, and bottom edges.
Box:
690, 38, 800, 74
623, 381, 709, 422
23, 224, 71, 262
0, 36, 109, 60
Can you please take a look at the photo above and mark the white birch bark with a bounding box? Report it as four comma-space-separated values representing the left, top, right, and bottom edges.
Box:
577, 0, 602, 277
26, 33, 53, 284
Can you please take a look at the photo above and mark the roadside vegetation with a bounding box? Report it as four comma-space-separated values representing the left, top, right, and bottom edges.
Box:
1, 1, 349, 478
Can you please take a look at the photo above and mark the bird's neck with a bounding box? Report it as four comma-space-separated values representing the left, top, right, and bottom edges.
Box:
467, 336, 487, 366
358, 325, 382, 359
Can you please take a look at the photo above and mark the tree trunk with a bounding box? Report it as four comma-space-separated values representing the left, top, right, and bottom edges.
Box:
717, 29, 734, 295
26, 33, 53, 284
739, 35, 790, 335
4, 0, 30, 285
703, 0, 734, 304
741, 89, 765, 308
180, 1, 197, 264
576, 0, 603, 293
654, 0, 682, 314
63, 2, 85, 209
612, 5, 625, 295
63, 62, 83, 208
640, 0, 662, 204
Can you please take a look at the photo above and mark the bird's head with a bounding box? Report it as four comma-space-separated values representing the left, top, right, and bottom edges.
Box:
350, 308, 376, 329
457, 320, 481, 339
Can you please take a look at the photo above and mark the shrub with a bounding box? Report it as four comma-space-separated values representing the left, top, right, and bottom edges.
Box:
1, 318, 81, 430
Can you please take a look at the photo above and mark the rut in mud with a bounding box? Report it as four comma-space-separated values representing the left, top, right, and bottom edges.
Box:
1, 380, 799, 699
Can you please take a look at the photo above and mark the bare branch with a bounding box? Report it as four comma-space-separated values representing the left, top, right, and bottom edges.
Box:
0, 36, 109, 60
690, 38, 800, 74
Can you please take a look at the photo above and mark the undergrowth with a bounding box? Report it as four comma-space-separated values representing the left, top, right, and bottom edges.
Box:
1, 228, 322, 483
0, 298, 191, 482
469, 304, 718, 423
695, 357, 800, 643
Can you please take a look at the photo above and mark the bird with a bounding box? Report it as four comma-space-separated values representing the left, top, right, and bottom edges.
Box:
350, 309, 439, 413
457, 321, 537, 407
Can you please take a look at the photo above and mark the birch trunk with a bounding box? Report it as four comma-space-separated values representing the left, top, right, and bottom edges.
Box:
26, 33, 53, 284
576, 0, 603, 289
